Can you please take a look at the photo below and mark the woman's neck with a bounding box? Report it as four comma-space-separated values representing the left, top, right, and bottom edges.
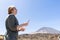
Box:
9, 13, 16, 16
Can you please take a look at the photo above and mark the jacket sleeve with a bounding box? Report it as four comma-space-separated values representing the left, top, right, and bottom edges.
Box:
8, 15, 18, 31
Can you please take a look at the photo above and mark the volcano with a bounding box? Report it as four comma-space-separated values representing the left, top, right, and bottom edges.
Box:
36, 27, 60, 34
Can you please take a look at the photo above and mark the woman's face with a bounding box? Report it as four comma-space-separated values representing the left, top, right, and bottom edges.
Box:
12, 8, 17, 15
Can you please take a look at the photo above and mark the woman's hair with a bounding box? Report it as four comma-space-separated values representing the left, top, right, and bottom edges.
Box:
8, 6, 17, 14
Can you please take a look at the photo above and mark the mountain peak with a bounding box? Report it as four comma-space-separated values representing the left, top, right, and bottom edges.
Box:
36, 27, 60, 34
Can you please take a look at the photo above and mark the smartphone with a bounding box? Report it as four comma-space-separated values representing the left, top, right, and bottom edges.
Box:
27, 20, 30, 23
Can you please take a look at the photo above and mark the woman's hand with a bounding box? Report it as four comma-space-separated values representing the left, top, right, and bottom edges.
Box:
18, 27, 25, 31
17, 22, 28, 31
17, 20, 30, 31
17, 25, 25, 31
20, 27, 25, 31
19, 20, 30, 27
23, 22, 28, 26
19, 22, 28, 27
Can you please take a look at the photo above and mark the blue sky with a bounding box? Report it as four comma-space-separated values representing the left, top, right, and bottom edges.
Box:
0, 0, 60, 35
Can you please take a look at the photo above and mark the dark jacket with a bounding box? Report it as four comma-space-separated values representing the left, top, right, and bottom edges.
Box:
5, 15, 19, 40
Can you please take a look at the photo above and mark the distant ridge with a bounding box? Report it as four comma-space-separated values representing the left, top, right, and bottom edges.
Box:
36, 27, 60, 34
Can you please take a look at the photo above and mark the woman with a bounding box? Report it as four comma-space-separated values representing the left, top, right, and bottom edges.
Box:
5, 6, 28, 40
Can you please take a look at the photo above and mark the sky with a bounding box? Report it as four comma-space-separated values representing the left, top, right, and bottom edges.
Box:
0, 0, 60, 35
